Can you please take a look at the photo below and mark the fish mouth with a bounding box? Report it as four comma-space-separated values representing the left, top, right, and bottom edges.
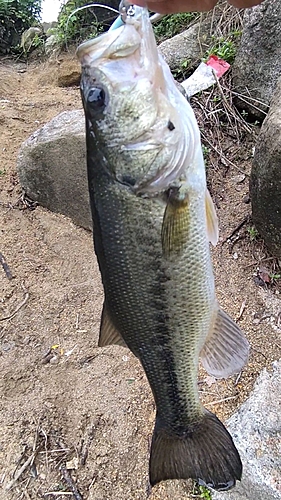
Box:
76, 6, 159, 81
76, 5, 146, 65
76, 26, 141, 65
77, 6, 197, 196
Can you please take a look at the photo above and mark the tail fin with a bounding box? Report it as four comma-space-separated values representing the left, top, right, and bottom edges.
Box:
149, 410, 242, 491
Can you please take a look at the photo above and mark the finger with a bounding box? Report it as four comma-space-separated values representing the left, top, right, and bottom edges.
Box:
134, 0, 218, 14
228, 0, 264, 6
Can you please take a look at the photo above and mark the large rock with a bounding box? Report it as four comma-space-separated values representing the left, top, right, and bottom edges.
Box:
233, 0, 281, 119
213, 361, 281, 500
17, 110, 92, 230
158, 13, 216, 71
250, 78, 281, 259
44, 34, 60, 59
20, 27, 42, 53
158, 22, 207, 70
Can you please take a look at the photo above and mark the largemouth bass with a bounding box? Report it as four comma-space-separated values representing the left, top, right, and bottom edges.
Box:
77, 3, 249, 491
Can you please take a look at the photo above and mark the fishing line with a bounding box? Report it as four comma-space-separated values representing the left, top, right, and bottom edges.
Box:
65, 2, 164, 50
65, 3, 120, 50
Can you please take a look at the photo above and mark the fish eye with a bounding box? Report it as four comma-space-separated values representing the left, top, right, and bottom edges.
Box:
87, 87, 107, 112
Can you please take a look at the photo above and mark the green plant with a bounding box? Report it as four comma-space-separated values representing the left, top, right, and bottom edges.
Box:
248, 226, 259, 241
153, 12, 198, 43
204, 30, 242, 65
241, 109, 249, 119
55, 0, 101, 48
202, 145, 210, 159
0, 0, 42, 53
31, 32, 44, 48
270, 273, 281, 282
206, 37, 236, 64
192, 483, 212, 499
172, 58, 193, 82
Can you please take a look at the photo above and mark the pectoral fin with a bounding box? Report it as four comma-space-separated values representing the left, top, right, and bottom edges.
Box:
161, 189, 189, 257
98, 303, 127, 348
200, 307, 249, 379
205, 189, 219, 246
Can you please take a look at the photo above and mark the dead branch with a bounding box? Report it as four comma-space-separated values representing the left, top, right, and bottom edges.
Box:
0, 252, 13, 279
44, 493, 73, 497
205, 395, 238, 406
221, 215, 250, 245
0, 283, 29, 321
6, 454, 36, 491
237, 301, 246, 321
61, 466, 83, 500
6, 418, 41, 490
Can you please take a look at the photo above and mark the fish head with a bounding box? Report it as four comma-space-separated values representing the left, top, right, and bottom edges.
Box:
77, 5, 200, 193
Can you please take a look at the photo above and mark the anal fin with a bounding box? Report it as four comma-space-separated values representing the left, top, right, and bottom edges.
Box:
200, 307, 249, 379
98, 303, 127, 349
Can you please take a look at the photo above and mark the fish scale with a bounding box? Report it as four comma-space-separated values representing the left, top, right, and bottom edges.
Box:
90, 161, 202, 425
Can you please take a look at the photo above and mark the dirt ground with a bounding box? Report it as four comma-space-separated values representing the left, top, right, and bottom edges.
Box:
0, 54, 280, 500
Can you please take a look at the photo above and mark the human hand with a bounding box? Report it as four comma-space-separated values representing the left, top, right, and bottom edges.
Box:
134, 0, 264, 14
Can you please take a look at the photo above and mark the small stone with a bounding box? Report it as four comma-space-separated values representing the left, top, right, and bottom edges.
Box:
1, 342, 15, 352
66, 457, 79, 470
49, 355, 59, 365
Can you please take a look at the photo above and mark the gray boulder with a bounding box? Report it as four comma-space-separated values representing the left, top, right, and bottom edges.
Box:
20, 27, 42, 53
158, 22, 206, 71
213, 361, 281, 500
17, 110, 92, 230
44, 34, 60, 58
158, 14, 215, 71
250, 77, 281, 259
233, 0, 281, 120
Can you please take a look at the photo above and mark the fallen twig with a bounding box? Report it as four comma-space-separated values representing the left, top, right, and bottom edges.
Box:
200, 131, 249, 176
244, 256, 276, 268
205, 395, 238, 406
61, 466, 83, 500
6, 418, 41, 490
221, 215, 250, 245
254, 314, 271, 325
0, 252, 13, 279
0, 283, 29, 321
44, 493, 73, 497
23, 488, 32, 500
6, 454, 36, 490
235, 371, 242, 386
231, 90, 268, 116
237, 300, 246, 321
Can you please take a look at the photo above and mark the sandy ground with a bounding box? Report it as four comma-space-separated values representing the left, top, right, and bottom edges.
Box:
0, 55, 280, 500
